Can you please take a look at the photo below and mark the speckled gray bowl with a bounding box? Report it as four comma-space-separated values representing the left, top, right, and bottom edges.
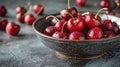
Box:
32, 13, 120, 59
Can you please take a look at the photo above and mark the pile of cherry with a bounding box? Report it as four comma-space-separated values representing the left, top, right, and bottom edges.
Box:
0, 3, 44, 36
44, 7, 120, 40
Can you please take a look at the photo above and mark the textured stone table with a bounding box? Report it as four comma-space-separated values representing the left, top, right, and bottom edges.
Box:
0, 0, 120, 67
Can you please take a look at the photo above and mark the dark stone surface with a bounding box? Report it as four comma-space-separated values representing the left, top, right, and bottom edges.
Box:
0, 0, 120, 67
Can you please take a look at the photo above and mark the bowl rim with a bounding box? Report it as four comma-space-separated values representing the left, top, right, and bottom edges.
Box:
32, 13, 120, 42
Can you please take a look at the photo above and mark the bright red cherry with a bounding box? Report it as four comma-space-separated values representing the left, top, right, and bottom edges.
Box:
75, 0, 86, 6
87, 27, 103, 39
16, 13, 25, 23
52, 31, 67, 39
16, 6, 27, 14
104, 31, 116, 38
69, 31, 85, 40
100, 0, 111, 8
0, 5, 7, 17
60, 7, 78, 20
67, 18, 84, 32
6, 22, 20, 36
85, 13, 102, 29
44, 26, 55, 36
102, 20, 114, 31
0, 19, 8, 30
33, 4, 44, 15
24, 14, 36, 25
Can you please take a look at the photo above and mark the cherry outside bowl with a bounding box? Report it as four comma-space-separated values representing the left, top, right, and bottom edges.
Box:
32, 13, 120, 59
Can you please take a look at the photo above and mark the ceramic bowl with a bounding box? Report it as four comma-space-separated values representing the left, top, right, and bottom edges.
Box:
32, 13, 120, 59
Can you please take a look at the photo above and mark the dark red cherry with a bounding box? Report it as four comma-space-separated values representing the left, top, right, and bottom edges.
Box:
16, 6, 27, 14
104, 31, 116, 38
85, 13, 102, 29
87, 27, 103, 39
33, 4, 44, 15
60, 7, 78, 20
16, 13, 25, 23
100, 0, 111, 8
54, 19, 68, 32
69, 31, 85, 40
0, 5, 7, 17
24, 14, 36, 25
52, 31, 67, 39
67, 18, 84, 32
75, 0, 86, 6
44, 26, 55, 36
102, 20, 114, 31
6, 22, 20, 36
0, 19, 8, 30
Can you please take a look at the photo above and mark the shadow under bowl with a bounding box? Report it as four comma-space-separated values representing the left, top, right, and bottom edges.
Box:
32, 13, 120, 60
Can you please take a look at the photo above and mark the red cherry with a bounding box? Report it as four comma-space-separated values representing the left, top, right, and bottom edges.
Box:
33, 4, 44, 15
75, 0, 86, 6
100, 0, 111, 8
24, 14, 36, 25
54, 19, 68, 32
60, 7, 78, 20
0, 19, 8, 30
69, 31, 85, 40
102, 20, 114, 31
16, 13, 25, 23
85, 13, 102, 29
44, 26, 55, 36
87, 27, 103, 39
52, 31, 67, 39
0, 5, 7, 17
104, 31, 116, 38
16, 6, 27, 14
67, 18, 84, 32
6, 22, 20, 36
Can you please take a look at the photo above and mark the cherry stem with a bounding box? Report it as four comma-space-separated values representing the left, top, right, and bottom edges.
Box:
68, 0, 70, 9
95, 8, 108, 19
82, 12, 90, 15
64, 11, 75, 19
46, 15, 60, 22
116, 3, 120, 8
24, 2, 33, 16
61, 22, 67, 33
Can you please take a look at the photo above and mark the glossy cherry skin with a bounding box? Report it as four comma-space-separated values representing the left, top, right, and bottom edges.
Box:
24, 14, 36, 25
87, 27, 103, 39
16, 6, 27, 14
69, 31, 85, 40
6, 22, 20, 36
85, 13, 102, 29
54, 19, 68, 32
0, 5, 7, 17
100, 0, 111, 8
102, 20, 114, 31
33, 4, 44, 15
16, 13, 25, 23
60, 7, 78, 21
52, 31, 67, 39
0, 19, 8, 30
67, 18, 84, 32
44, 26, 55, 36
104, 31, 116, 38
75, 0, 86, 6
